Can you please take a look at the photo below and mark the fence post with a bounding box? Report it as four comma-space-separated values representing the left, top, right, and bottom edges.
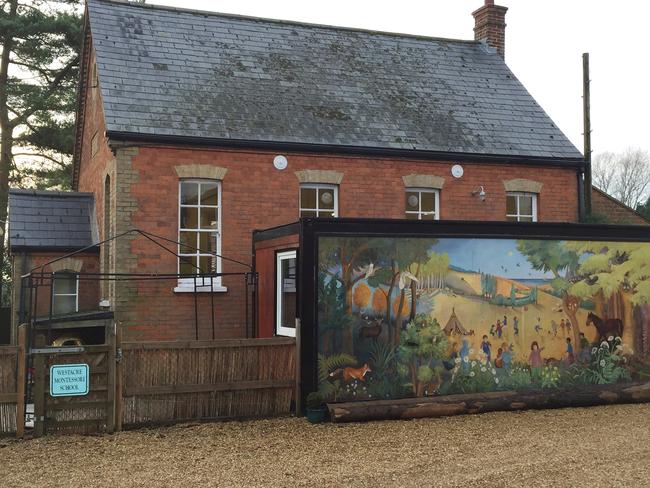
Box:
15, 324, 27, 438
114, 323, 123, 432
295, 318, 302, 416
106, 323, 116, 434
33, 334, 46, 437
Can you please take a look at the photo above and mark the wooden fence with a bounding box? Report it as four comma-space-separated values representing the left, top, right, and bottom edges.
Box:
119, 337, 296, 427
0, 346, 18, 435
3, 330, 296, 436
31, 331, 116, 436
0, 326, 25, 437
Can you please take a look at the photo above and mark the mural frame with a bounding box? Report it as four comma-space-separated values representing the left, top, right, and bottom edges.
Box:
298, 217, 650, 409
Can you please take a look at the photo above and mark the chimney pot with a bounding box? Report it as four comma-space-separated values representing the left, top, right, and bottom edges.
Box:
472, 1, 508, 59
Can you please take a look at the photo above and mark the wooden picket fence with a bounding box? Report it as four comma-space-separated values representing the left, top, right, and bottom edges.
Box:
119, 337, 296, 427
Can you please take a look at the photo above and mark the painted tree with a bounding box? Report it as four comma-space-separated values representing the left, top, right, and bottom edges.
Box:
352, 282, 371, 310
567, 242, 650, 348
0, 0, 82, 303
319, 237, 377, 353
517, 240, 584, 352
317, 272, 354, 355
368, 238, 431, 344
397, 315, 448, 396
420, 252, 449, 290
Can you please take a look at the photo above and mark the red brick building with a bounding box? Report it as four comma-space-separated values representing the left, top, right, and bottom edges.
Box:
11, 0, 643, 344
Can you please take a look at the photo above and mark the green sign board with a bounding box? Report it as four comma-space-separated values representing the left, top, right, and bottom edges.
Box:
50, 363, 89, 397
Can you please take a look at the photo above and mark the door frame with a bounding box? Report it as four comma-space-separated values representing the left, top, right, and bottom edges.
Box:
275, 249, 297, 337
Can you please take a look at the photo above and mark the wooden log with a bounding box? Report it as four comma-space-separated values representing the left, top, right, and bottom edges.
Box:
327, 381, 650, 423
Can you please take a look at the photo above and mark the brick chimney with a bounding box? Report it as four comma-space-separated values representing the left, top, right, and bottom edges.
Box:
472, 0, 508, 59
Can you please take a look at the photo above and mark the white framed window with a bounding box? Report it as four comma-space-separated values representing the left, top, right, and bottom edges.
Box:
52, 272, 79, 315
506, 192, 538, 222
176, 179, 226, 292
405, 188, 440, 220
276, 250, 297, 337
299, 184, 338, 218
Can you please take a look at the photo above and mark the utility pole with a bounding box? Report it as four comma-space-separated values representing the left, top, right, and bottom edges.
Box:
583, 53, 592, 216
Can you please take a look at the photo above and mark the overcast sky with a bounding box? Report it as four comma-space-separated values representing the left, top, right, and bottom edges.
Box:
153, 0, 650, 156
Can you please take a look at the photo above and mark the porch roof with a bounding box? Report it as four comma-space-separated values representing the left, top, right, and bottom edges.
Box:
8, 189, 96, 251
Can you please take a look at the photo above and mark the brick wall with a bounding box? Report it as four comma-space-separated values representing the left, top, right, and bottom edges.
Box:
592, 188, 650, 225
73, 32, 583, 342
11, 252, 100, 325
76, 139, 580, 341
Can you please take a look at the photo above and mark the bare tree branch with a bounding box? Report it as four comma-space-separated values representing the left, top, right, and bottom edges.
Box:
592, 148, 650, 207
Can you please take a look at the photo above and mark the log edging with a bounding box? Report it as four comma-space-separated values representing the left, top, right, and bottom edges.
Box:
327, 381, 650, 422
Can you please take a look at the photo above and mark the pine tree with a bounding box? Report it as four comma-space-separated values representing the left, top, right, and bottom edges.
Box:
0, 0, 82, 304
637, 196, 650, 221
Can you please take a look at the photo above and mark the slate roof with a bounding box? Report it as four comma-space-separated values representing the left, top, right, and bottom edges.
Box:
86, 0, 583, 161
9, 189, 96, 250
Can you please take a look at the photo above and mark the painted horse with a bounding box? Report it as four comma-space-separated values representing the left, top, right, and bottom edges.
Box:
585, 312, 623, 342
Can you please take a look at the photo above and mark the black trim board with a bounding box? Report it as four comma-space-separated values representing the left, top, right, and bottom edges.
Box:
297, 217, 650, 408
252, 222, 300, 244
106, 131, 586, 168
10, 245, 100, 254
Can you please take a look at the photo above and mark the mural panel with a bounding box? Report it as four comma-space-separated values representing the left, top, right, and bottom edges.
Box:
317, 236, 650, 402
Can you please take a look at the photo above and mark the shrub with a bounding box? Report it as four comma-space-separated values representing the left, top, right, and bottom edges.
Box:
500, 365, 533, 390
306, 392, 325, 409
539, 365, 561, 389
440, 357, 499, 395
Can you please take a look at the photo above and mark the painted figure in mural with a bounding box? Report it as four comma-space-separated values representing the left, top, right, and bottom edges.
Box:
565, 319, 572, 333
579, 333, 591, 362
489, 323, 496, 337
502, 343, 513, 371
513, 316, 519, 336
481, 335, 492, 363
551, 320, 558, 337
534, 317, 543, 334
528, 341, 544, 369
496, 320, 503, 339
494, 347, 504, 368
460, 339, 470, 370
565, 337, 575, 365
560, 318, 566, 333
502, 315, 508, 331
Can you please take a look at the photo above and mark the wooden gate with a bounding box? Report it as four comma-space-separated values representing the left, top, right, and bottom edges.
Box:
31, 326, 116, 436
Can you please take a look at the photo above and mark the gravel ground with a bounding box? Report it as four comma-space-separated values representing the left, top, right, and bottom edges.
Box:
1, 404, 649, 487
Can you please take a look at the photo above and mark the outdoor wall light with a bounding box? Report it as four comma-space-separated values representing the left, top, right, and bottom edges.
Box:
472, 186, 487, 201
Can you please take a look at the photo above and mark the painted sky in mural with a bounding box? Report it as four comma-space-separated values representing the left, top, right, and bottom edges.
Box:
432, 238, 552, 280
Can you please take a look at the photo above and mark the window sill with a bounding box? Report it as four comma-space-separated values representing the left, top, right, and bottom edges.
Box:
173, 285, 228, 293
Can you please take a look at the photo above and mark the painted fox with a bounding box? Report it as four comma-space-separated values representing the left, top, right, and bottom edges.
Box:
329, 363, 372, 382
